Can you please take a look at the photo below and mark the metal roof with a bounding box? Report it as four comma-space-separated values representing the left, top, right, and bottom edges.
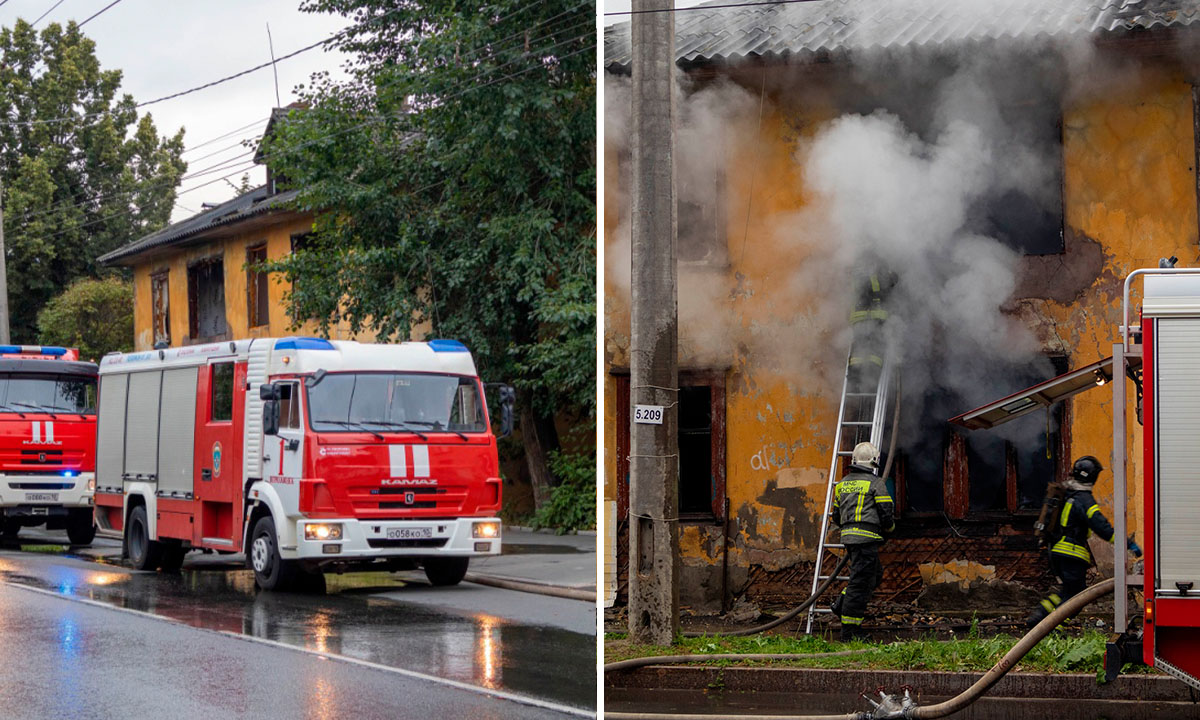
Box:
97, 184, 302, 266
605, 0, 1200, 70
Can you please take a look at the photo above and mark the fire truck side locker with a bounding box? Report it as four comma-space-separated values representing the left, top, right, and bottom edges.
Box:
1140, 274, 1200, 689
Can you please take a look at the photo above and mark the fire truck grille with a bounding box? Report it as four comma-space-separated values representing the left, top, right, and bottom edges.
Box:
350, 484, 470, 515
379, 501, 437, 509
366, 538, 448, 549
8, 482, 73, 490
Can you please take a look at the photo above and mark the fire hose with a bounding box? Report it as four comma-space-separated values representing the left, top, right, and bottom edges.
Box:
605, 578, 1115, 720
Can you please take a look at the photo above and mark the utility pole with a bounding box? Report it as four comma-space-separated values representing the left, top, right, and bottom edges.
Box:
628, 0, 680, 645
0, 180, 9, 344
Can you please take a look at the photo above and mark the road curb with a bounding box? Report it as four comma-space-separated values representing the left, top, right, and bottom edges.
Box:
505, 525, 597, 537
465, 572, 596, 603
606, 664, 1195, 702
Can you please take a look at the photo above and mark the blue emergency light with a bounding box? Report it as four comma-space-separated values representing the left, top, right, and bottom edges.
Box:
0, 345, 68, 356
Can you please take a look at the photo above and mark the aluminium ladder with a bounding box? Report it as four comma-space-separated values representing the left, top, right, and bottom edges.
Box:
804, 344, 895, 634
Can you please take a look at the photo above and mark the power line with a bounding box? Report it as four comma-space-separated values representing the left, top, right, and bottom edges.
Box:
181, 117, 269, 155
32, 0, 68, 26
603, 0, 828, 15
78, 0, 124, 27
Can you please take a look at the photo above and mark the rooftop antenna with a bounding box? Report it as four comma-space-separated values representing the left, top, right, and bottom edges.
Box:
266, 23, 282, 107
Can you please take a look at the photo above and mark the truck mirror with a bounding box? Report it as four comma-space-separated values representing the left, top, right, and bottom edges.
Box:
498, 385, 515, 439
263, 399, 280, 436
259, 383, 279, 401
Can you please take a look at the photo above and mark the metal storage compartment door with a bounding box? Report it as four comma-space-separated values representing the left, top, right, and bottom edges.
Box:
1155, 318, 1200, 593
96, 373, 128, 491
123, 370, 162, 479
157, 367, 198, 495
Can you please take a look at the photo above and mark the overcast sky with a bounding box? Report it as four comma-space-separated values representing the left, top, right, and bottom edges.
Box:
1, 0, 353, 221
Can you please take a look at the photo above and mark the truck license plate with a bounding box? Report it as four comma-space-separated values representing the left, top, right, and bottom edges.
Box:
387, 527, 432, 540
26, 493, 57, 503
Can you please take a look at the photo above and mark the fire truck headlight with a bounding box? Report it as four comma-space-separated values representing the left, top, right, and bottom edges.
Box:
304, 523, 343, 541
472, 521, 500, 539
86, 478, 95, 492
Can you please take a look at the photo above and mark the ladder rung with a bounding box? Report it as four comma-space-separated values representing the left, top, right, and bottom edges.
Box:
813, 608, 835, 614
818, 575, 850, 581
841, 421, 872, 426
824, 543, 845, 549
836, 451, 853, 456
846, 393, 873, 397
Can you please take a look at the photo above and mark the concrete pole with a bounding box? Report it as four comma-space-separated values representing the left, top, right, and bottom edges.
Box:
0, 181, 10, 344
628, 0, 680, 645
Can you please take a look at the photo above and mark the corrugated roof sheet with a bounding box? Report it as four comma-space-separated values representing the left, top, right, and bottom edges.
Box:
604, 0, 1200, 70
97, 184, 301, 266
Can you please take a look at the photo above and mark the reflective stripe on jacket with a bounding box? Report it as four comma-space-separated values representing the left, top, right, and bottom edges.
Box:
833, 467, 895, 545
1049, 487, 1114, 564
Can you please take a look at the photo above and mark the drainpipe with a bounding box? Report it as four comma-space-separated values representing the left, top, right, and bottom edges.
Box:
721, 497, 731, 613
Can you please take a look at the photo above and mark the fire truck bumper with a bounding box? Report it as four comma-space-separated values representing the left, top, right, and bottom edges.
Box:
0, 472, 94, 511
293, 517, 503, 560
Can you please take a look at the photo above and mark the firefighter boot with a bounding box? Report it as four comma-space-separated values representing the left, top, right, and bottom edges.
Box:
840, 622, 868, 642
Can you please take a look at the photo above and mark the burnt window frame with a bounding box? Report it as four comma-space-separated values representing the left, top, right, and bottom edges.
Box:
246, 243, 270, 329
186, 255, 229, 344
150, 269, 170, 347
613, 368, 727, 524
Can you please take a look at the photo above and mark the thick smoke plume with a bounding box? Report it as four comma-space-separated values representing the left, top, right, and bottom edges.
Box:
608, 34, 1132, 507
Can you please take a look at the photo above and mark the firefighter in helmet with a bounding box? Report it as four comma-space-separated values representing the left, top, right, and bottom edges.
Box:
848, 271, 897, 392
1026, 455, 1142, 627
830, 441, 895, 641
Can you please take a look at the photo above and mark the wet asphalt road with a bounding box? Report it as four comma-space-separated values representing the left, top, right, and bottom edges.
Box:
0, 536, 596, 719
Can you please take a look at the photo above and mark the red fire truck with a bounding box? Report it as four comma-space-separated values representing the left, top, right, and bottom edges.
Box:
94, 337, 511, 590
0, 345, 97, 545
953, 266, 1200, 690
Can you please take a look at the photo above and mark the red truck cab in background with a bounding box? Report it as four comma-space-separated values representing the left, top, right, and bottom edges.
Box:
94, 337, 511, 590
0, 345, 97, 545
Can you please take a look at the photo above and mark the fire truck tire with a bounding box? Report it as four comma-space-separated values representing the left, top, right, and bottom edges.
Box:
126, 505, 163, 571
66, 509, 95, 546
423, 557, 469, 586
250, 515, 298, 591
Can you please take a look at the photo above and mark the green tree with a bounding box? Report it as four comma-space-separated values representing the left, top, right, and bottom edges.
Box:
0, 19, 186, 340
36, 276, 133, 361
262, 0, 595, 511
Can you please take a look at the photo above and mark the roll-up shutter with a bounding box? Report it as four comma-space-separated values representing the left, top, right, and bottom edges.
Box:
157, 367, 198, 494
123, 370, 162, 478
96, 373, 128, 491
1155, 318, 1200, 592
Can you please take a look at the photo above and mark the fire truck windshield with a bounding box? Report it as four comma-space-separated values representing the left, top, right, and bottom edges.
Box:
306, 373, 486, 435
0, 373, 96, 415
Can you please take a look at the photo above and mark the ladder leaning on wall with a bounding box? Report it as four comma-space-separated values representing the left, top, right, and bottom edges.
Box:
804, 345, 895, 634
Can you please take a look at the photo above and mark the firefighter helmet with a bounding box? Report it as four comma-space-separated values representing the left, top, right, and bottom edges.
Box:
852, 442, 880, 469
1071, 455, 1104, 483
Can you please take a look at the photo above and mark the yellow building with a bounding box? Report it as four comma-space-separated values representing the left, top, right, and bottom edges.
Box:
604, 5, 1197, 611
97, 185, 371, 348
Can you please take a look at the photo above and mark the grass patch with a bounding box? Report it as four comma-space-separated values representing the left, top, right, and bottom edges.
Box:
605, 628, 1136, 676
18, 544, 68, 554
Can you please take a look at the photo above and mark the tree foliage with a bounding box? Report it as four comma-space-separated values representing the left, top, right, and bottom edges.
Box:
263, 0, 595, 507
37, 276, 133, 361
0, 19, 186, 340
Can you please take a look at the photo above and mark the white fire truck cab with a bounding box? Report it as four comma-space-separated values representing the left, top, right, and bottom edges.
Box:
95, 337, 511, 590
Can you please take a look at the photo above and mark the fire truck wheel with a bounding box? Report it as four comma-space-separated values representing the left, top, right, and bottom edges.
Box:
66, 509, 96, 546
126, 505, 163, 571
250, 515, 298, 591
423, 557, 469, 586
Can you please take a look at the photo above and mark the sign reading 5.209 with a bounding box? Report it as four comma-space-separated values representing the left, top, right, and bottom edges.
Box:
634, 404, 665, 425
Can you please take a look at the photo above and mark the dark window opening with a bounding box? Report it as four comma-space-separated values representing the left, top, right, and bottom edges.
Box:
187, 257, 228, 342
246, 244, 269, 328
614, 371, 727, 523
291, 232, 314, 255
151, 271, 170, 347
278, 382, 299, 430
210, 363, 234, 422
679, 386, 713, 516
900, 354, 1067, 516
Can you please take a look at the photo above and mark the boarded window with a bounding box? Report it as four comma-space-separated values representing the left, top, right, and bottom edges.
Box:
278, 382, 299, 430
151, 271, 170, 347
210, 363, 234, 422
187, 257, 228, 341
246, 244, 269, 328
